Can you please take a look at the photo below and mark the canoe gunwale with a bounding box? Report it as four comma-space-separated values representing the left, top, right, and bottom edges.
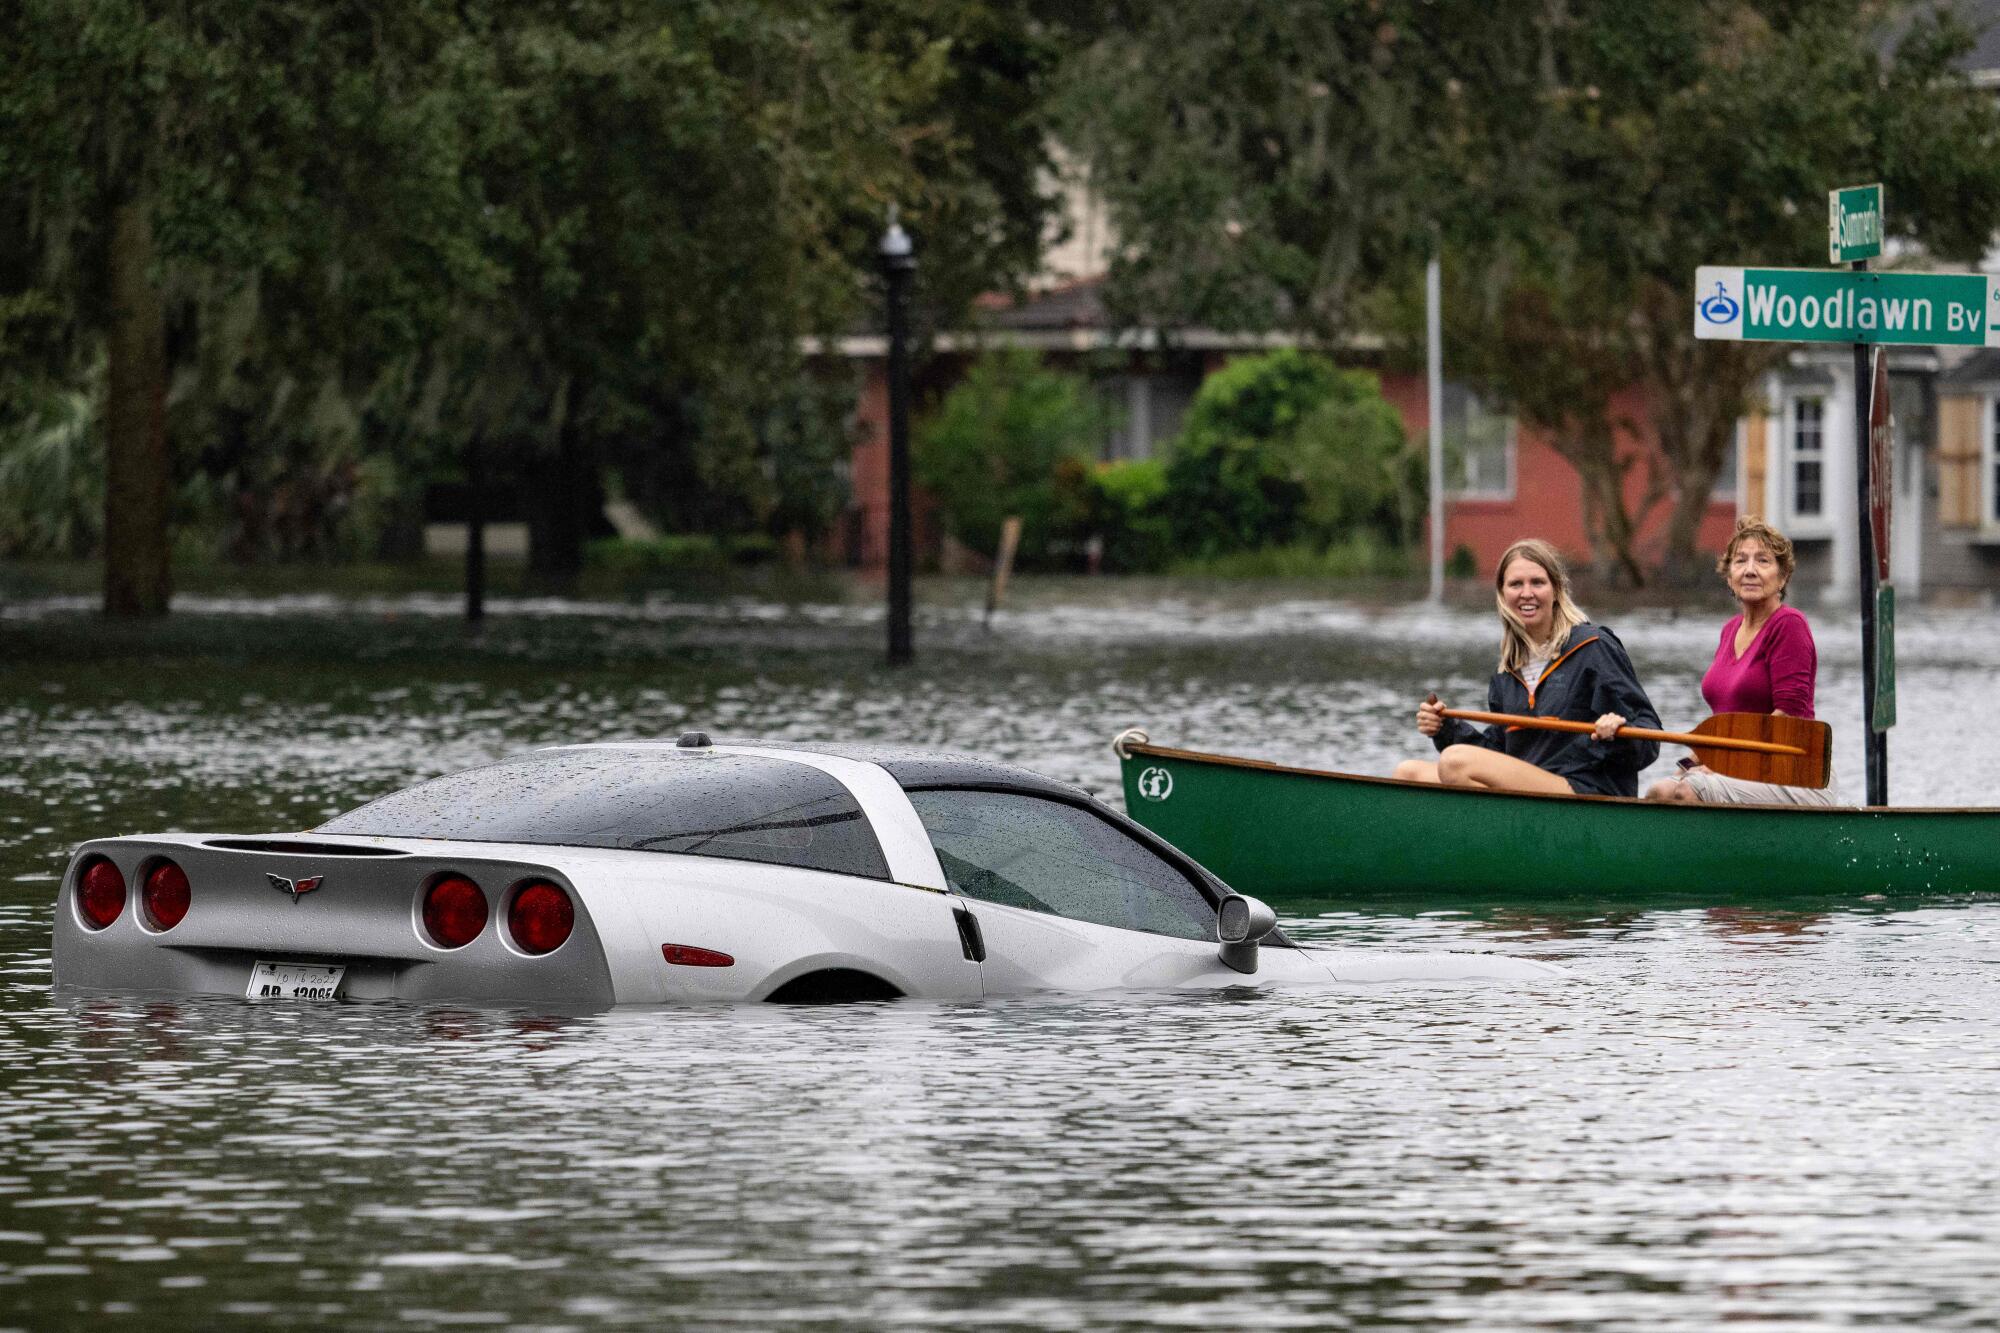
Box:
1119, 741, 1971, 815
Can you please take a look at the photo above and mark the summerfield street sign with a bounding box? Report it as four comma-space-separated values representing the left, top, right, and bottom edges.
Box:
1693, 266, 2000, 347
1829, 183, 1883, 263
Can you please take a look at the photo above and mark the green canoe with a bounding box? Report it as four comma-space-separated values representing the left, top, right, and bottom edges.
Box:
1115, 735, 1998, 906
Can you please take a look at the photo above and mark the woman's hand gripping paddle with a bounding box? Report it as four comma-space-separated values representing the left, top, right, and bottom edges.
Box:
1431, 699, 1832, 789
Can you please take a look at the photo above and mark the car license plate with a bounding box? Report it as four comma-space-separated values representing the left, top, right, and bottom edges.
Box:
247, 961, 344, 1001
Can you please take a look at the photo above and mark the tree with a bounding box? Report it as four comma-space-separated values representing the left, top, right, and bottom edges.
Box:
1060, 0, 2000, 581
354, 0, 1085, 585
1056, 1, 1450, 337
1457, 1, 2000, 582
438, 1, 1073, 584
1163, 349, 1415, 556
1, 0, 501, 613
2, 0, 1083, 606
916, 348, 1112, 563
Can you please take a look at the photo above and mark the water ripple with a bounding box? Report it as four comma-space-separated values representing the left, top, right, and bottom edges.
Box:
3, 592, 2000, 1328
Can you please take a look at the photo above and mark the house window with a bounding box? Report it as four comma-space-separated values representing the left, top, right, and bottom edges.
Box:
1101, 374, 1196, 462
1101, 375, 1149, 462
1444, 383, 1514, 498
1988, 396, 2000, 525
1714, 422, 1740, 499
1791, 396, 1825, 520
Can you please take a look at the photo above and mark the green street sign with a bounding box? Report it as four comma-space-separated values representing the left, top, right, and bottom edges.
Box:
1694, 266, 2000, 347
1829, 183, 1884, 263
1873, 583, 1896, 731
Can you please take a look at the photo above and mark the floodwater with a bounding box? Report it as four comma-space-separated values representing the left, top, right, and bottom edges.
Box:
4, 585, 2000, 1330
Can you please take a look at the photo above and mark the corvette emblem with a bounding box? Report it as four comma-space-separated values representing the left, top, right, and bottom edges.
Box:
267, 873, 324, 902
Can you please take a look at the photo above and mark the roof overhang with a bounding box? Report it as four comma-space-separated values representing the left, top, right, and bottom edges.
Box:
803, 327, 1381, 358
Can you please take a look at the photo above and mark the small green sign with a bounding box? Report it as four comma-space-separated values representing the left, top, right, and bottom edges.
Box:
1694, 266, 2000, 347
1873, 583, 1896, 732
1830, 183, 1884, 263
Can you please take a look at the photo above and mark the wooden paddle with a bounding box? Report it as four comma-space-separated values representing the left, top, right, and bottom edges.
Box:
1432, 700, 1833, 789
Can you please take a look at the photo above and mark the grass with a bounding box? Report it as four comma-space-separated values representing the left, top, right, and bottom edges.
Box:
0, 554, 850, 605
1166, 536, 1416, 580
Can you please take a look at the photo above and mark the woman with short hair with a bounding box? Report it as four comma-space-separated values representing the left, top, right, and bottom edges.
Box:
1646, 516, 1835, 806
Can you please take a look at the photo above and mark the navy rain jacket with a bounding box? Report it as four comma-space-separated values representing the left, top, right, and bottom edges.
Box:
1431, 623, 1660, 797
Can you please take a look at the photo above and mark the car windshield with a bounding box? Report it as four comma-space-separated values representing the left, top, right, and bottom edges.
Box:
317, 750, 890, 880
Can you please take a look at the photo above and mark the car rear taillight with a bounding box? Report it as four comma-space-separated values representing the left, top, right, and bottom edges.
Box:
422, 875, 488, 949
508, 881, 573, 955
142, 860, 191, 931
662, 944, 734, 967
77, 858, 126, 930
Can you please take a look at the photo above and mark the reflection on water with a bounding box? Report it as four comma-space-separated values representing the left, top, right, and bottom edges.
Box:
5, 590, 2000, 1328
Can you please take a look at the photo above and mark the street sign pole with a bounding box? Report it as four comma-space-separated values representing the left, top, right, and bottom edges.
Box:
1850, 255, 1887, 806
881, 213, 916, 667
1831, 183, 1889, 805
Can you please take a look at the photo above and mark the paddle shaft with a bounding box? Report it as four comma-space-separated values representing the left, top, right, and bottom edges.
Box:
1438, 707, 1806, 757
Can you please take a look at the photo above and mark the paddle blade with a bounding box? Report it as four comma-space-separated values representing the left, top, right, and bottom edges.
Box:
1689, 713, 1832, 789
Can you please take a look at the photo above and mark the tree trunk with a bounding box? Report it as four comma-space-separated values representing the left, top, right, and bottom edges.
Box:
102, 199, 172, 618
1582, 462, 1647, 588
1635, 285, 1780, 584
526, 415, 589, 593
1547, 421, 1648, 588
1658, 433, 1729, 587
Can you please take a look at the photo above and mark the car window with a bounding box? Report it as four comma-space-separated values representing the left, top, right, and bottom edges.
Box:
318, 751, 890, 880
905, 789, 1215, 941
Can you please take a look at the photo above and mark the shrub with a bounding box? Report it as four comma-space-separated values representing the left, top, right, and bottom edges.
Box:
1163, 349, 1417, 557
586, 534, 727, 581
1168, 534, 1413, 579
1066, 457, 1173, 572
759, 371, 855, 546
0, 380, 102, 558
916, 349, 1113, 567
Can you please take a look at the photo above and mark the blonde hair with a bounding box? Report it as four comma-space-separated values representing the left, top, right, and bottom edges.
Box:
1716, 515, 1796, 600
1493, 538, 1589, 672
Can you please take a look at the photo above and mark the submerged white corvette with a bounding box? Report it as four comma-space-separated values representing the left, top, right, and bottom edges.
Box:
53, 736, 1561, 1004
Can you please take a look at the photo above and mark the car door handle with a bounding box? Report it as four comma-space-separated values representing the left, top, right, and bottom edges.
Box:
952, 906, 986, 962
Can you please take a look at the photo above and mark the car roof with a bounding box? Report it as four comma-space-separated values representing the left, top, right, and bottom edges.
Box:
560, 739, 1090, 802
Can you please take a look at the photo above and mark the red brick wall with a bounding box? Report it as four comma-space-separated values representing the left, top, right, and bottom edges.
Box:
847, 362, 890, 568
843, 359, 942, 570
1377, 371, 1737, 578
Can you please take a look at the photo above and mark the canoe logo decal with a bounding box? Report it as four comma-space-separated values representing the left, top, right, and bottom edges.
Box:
267, 873, 324, 902
1136, 767, 1174, 802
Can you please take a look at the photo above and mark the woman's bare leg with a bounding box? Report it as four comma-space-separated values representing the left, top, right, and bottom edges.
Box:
1436, 744, 1575, 795
1393, 759, 1442, 783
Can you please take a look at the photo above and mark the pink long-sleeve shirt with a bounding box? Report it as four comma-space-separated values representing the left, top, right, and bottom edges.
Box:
1701, 603, 1817, 718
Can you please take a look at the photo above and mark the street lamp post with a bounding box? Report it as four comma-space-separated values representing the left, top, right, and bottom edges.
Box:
465, 430, 486, 626
1426, 249, 1444, 604
881, 212, 916, 666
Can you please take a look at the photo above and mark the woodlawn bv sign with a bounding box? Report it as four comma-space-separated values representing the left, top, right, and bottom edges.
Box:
1693, 266, 2000, 346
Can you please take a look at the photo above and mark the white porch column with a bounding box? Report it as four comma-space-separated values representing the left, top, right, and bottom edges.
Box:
1890, 374, 1924, 598
1760, 371, 1783, 520
1126, 376, 1151, 459
1824, 358, 1858, 607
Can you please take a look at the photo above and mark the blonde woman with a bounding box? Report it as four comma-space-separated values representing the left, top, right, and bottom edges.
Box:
1646, 517, 1835, 806
1394, 538, 1661, 796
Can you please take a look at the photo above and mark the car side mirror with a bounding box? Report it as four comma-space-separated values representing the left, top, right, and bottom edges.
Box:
1216, 893, 1277, 974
